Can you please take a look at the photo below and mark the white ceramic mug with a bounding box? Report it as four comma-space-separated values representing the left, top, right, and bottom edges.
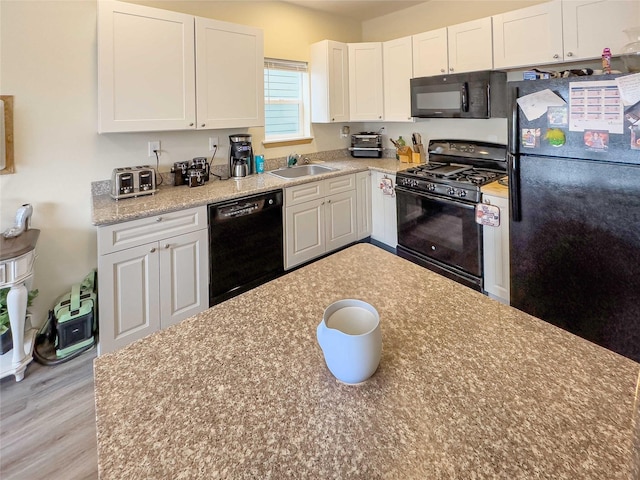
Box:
317, 299, 382, 384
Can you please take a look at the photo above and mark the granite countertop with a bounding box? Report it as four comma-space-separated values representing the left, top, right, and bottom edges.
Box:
92, 157, 409, 226
94, 243, 640, 479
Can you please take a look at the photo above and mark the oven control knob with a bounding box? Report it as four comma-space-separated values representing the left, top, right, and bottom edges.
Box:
458, 190, 467, 197
448, 188, 456, 195
427, 183, 436, 191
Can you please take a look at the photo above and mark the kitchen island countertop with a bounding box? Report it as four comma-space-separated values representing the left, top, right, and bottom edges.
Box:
94, 243, 640, 479
91, 157, 408, 226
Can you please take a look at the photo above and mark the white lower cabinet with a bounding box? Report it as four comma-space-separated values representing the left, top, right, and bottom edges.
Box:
97, 206, 208, 354
370, 171, 397, 249
285, 175, 357, 269
482, 194, 509, 304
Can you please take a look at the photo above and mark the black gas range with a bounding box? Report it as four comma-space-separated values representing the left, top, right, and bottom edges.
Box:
396, 140, 507, 203
396, 140, 507, 291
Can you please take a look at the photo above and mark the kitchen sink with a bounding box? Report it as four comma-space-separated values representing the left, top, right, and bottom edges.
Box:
269, 164, 337, 179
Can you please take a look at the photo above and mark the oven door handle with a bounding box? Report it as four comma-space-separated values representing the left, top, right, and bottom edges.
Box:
395, 185, 476, 210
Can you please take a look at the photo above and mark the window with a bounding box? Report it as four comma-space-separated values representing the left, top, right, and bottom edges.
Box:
264, 58, 311, 144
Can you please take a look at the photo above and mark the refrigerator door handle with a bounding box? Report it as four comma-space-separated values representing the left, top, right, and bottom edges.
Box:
508, 153, 521, 222
508, 85, 519, 153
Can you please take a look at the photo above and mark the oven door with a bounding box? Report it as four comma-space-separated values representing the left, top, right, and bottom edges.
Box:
396, 185, 482, 280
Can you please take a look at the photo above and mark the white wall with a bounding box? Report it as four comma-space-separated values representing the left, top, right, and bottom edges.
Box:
0, 0, 361, 324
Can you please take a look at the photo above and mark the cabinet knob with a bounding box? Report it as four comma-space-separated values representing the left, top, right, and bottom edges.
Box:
189, 123, 194, 127
440, 68, 445, 73
378, 116, 382, 119
566, 51, 573, 57
553, 54, 559, 59
150, 247, 156, 253
331, 118, 335, 121
201, 124, 205, 127
327, 199, 331, 203
449, 67, 454, 72
164, 244, 170, 249
156, 217, 162, 222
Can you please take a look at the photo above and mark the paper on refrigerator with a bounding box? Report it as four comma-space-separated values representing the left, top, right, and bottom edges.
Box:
615, 73, 640, 106
517, 89, 566, 121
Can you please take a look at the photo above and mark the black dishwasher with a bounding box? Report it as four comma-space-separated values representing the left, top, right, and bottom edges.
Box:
208, 190, 284, 306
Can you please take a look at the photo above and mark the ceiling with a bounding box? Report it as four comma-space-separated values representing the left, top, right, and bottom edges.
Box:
282, 0, 428, 21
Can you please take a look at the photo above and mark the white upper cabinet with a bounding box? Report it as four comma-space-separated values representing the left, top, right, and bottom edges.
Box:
383, 36, 414, 122
412, 28, 449, 77
492, 2, 563, 69
348, 42, 384, 121
310, 40, 350, 123
493, 0, 640, 69
98, 1, 264, 133
447, 18, 494, 73
195, 17, 264, 129
562, 0, 640, 60
98, 1, 196, 132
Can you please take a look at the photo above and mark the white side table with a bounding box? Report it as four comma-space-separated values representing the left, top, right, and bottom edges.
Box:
0, 229, 39, 382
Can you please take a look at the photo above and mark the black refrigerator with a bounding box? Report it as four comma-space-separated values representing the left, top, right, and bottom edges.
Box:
508, 74, 640, 363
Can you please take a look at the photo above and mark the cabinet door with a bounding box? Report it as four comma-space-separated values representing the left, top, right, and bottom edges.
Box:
195, 17, 264, 129
447, 17, 493, 73
383, 36, 414, 122
356, 171, 372, 240
412, 28, 448, 77
371, 172, 397, 248
492, 2, 563, 69
285, 199, 325, 269
348, 43, 384, 121
563, 0, 640, 60
310, 40, 349, 123
325, 190, 358, 252
159, 229, 209, 328
482, 194, 510, 304
97, 0, 196, 132
98, 243, 161, 355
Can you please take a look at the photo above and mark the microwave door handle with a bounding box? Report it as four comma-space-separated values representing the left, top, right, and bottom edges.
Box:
461, 82, 469, 112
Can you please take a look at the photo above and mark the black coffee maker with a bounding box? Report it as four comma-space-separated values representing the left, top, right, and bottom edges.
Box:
229, 134, 253, 178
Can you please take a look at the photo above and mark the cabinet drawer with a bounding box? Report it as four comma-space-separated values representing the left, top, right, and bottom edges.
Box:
286, 181, 323, 206
325, 174, 355, 195
98, 206, 207, 255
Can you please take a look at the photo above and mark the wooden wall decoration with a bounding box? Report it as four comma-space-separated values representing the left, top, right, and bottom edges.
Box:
1, 95, 15, 175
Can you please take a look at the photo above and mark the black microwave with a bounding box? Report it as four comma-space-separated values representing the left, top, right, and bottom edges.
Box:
410, 70, 507, 119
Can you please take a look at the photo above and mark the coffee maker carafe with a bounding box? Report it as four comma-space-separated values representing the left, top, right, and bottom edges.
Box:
229, 134, 253, 178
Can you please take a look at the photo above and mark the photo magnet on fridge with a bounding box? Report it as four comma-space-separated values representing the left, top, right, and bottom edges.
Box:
631, 126, 640, 150
547, 106, 568, 127
584, 130, 609, 151
522, 128, 540, 148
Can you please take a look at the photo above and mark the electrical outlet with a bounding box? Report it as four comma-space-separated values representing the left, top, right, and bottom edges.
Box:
209, 137, 219, 152
148, 141, 160, 157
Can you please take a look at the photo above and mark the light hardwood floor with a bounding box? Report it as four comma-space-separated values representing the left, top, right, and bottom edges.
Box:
0, 348, 98, 479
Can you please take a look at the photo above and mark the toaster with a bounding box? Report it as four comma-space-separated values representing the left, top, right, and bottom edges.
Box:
349, 133, 383, 158
111, 165, 157, 200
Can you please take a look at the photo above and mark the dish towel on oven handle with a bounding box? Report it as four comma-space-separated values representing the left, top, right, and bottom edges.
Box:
379, 176, 395, 196
476, 203, 500, 227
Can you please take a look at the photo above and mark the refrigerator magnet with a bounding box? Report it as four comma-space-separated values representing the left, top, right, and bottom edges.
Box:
584, 130, 609, 151
544, 128, 566, 147
547, 106, 568, 127
522, 128, 540, 148
631, 126, 640, 150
